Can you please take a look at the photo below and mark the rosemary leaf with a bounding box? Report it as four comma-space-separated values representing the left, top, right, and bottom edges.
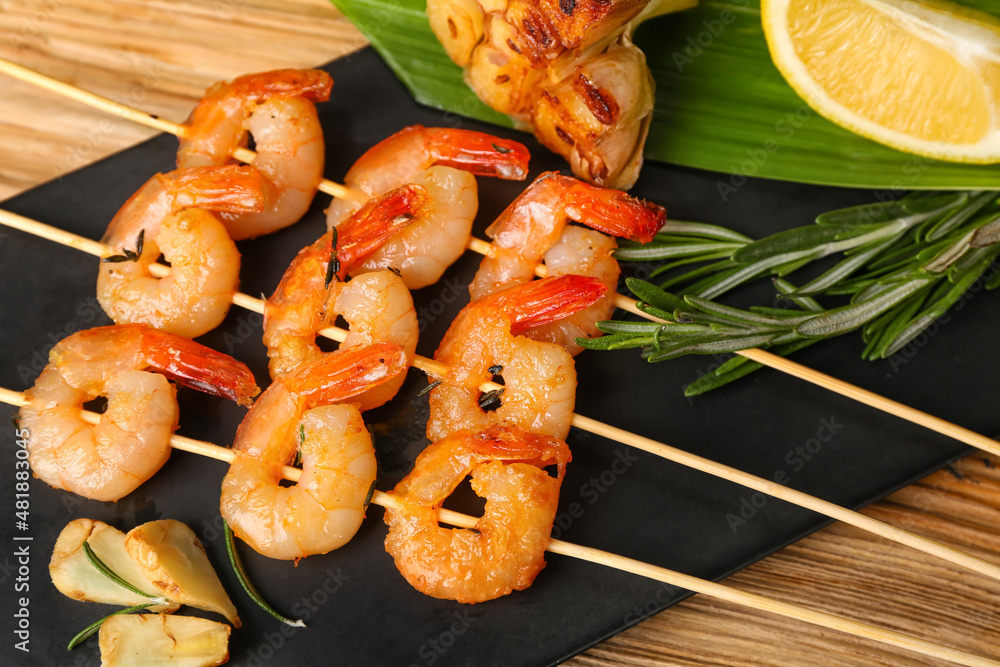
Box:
732, 225, 852, 265
970, 212, 1000, 248
650, 252, 738, 280
224, 522, 305, 628
772, 278, 823, 312
625, 278, 687, 314
784, 238, 895, 296
596, 321, 707, 335
683, 296, 807, 328
815, 201, 910, 227
926, 191, 995, 241
684, 338, 821, 397
653, 220, 754, 244
645, 333, 778, 363
882, 247, 1000, 357
795, 279, 933, 337
655, 258, 738, 288
67, 603, 155, 650
634, 302, 676, 323
614, 241, 743, 261
83, 542, 167, 604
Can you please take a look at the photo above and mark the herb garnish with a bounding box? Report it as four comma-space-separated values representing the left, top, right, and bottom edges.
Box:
224, 522, 305, 627
417, 379, 443, 396
587, 192, 1000, 395
478, 388, 504, 411
101, 229, 145, 264
325, 228, 340, 288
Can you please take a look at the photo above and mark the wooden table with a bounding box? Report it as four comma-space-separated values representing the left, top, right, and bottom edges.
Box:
3, 1, 1000, 665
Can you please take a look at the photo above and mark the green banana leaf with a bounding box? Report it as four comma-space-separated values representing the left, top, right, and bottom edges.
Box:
330, 0, 1000, 190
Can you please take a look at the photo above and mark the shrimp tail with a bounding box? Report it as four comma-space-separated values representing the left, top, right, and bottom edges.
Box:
166, 165, 266, 214
421, 127, 531, 180
228, 69, 334, 103
557, 173, 666, 243
470, 426, 573, 479
137, 327, 260, 406
334, 184, 428, 277
289, 342, 409, 407
487, 275, 608, 335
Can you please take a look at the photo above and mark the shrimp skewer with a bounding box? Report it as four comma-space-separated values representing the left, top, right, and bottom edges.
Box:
97, 165, 262, 339
264, 185, 425, 410
325, 125, 531, 289
384, 425, 571, 603
471, 171, 665, 354
1, 384, 993, 667
178, 69, 332, 240
427, 274, 606, 442
221, 343, 408, 560
18, 324, 259, 502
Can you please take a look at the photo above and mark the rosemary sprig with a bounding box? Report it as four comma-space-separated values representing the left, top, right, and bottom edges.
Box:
224, 521, 305, 628
590, 191, 1000, 395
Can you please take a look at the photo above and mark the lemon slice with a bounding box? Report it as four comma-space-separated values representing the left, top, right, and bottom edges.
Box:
761, 0, 1000, 162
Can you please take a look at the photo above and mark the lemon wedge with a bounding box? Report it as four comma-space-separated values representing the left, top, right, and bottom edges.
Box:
761, 0, 1000, 162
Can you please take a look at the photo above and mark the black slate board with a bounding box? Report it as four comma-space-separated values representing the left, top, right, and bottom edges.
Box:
0, 48, 995, 666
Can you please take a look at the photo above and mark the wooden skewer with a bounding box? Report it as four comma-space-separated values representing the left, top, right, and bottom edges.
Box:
6, 209, 1000, 587
0, 387, 995, 667
4, 56, 996, 462
0, 57, 351, 199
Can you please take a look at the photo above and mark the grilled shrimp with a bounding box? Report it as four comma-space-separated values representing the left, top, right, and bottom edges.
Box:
221, 343, 408, 560
177, 69, 332, 239
325, 125, 530, 289
97, 165, 262, 339
384, 425, 571, 603
19, 324, 258, 502
426, 275, 606, 442
531, 226, 621, 355
470, 171, 664, 352
264, 185, 424, 410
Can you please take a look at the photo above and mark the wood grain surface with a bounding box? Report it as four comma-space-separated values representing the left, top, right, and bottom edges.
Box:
3, 1, 1000, 665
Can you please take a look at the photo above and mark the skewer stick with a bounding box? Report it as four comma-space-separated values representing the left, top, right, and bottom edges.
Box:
0, 388, 995, 667
5, 211, 1000, 586
6, 60, 1000, 582
0, 57, 351, 198
5, 57, 994, 463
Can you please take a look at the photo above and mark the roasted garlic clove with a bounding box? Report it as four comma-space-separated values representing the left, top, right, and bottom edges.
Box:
428, 0, 484, 67
49, 519, 180, 613
465, 13, 544, 120
99, 614, 230, 667
124, 520, 240, 627
531, 41, 654, 189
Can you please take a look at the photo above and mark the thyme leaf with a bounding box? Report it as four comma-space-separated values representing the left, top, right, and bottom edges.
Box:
417, 379, 443, 396
325, 228, 340, 288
